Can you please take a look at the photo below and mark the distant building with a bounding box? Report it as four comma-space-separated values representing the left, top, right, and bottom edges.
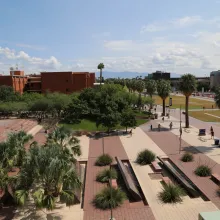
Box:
148, 71, 170, 80
210, 70, 220, 88
0, 71, 95, 94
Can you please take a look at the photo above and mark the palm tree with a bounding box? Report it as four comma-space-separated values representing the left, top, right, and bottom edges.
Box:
157, 80, 171, 116
47, 126, 81, 161
136, 80, 145, 111
180, 74, 197, 128
97, 63, 105, 86
145, 79, 157, 108
15, 144, 81, 210
0, 131, 33, 169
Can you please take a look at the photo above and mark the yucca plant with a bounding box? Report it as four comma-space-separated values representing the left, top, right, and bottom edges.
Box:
96, 168, 117, 183
93, 187, 126, 209
95, 154, 113, 166
136, 149, 156, 165
181, 152, 194, 162
195, 165, 212, 177
158, 184, 184, 203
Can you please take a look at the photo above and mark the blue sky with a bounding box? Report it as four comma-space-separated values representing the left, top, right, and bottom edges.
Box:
0, 0, 220, 77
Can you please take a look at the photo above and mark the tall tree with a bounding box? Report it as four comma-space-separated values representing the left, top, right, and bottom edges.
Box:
145, 79, 157, 108
121, 109, 137, 132
180, 74, 197, 128
97, 63, 105, 86
157, 80, 171, 116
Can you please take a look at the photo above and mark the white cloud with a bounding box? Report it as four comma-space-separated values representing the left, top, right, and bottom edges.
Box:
141, 16, 202, 33
0, 47, 62, 73
92, 32, 111, 39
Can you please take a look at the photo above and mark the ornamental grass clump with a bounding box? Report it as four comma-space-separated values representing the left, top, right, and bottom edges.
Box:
93, 187, 126, 209
96, 168, 118, 183
194, 165, 212, 177
136, 149, 156, 165
181, 152, 194, 162
158, 184, 184, 203
95, 154, 113, 166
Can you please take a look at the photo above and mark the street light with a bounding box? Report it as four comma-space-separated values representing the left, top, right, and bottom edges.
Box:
179, 105, 182, 153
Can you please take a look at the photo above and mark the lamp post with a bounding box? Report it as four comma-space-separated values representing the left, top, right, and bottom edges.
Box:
179, 105, 182, 153
109, 165, 115, 220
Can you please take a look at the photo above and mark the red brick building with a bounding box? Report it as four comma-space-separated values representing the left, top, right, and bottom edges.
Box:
0, 71, 95, 94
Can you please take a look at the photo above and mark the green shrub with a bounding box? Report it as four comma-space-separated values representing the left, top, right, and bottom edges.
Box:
181, 152, 194, 162
95, 154, 113, 166
158, 184, 184, 203
136, 149, 156, 165
195, 165, 212, 177
96, 168, 118, 183
93, 187, 126, 209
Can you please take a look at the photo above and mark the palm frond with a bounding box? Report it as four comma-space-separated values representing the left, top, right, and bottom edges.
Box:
15, 189, 29, 206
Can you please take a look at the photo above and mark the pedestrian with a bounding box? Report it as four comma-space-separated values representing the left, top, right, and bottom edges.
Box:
210, 126, 213, 133
162, 117, 164, 122
150, 124, 153, 131
211, 130, 214, 139
158, 124, 161, 132
167, 113, 170, 119
212, 105, 214, 109
169, 122, 173, 130
154, 107, 156, 112
130, 129, 133, 136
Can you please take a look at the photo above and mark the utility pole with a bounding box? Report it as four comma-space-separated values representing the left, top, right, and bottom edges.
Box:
179, 105, 182, 153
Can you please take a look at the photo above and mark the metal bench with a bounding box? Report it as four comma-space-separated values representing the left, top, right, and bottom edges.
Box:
151, 161, 162, 172
199, 129, 206, 136
162, 176, 172, 185
211, 173, 220, 184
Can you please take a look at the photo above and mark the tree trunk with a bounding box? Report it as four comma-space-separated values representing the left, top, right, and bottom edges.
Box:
150, 94, 153, 109
185, 96, 189, 128
126, 127, 127, 133
162, 99, 165, 116
100, 69, 102, 86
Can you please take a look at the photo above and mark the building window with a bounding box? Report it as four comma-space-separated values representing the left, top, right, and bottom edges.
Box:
66, 88, 69, 92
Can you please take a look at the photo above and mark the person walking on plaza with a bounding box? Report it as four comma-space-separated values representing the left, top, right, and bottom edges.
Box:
169, 122, 173, 130
162, 117, 164, 122
150, 124, 153, 131
210, 126, 214, 139
158, 123, 161, 132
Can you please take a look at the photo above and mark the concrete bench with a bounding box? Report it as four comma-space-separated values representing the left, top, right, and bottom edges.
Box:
162, 177, 172, 185
109, 179, 118, 189
199, 129, 206, 136
211, 173, 220, 184
151, 161, 162, 172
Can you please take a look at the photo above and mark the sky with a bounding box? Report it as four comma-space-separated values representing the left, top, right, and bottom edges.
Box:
0, 0, 220, 77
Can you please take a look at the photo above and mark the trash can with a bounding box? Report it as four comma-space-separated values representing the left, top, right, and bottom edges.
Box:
214, 139, 219, 145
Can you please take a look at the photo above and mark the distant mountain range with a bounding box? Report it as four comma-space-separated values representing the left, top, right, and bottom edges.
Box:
97, 71, 181, 79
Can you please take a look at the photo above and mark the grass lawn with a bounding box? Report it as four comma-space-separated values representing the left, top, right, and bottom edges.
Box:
61, 118, 148, 132
153, 95, 216, 110
189, 110, 220, 122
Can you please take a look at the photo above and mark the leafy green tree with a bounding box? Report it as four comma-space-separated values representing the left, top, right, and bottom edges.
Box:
179, 74, 197, 128
97, 63, 105, 86
157, 80, 171, 116
0, 85, 19, 102
64, 96, 88, 124
121, 109, 137, 132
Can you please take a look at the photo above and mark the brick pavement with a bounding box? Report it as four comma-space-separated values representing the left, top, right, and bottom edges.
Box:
83, 136, 156, 220
141, 121, 220, 208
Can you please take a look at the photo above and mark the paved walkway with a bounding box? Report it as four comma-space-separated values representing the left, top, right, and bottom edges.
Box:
83, 136, 155, 220
142, 119, 220, 209
120, 128, 218, 220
